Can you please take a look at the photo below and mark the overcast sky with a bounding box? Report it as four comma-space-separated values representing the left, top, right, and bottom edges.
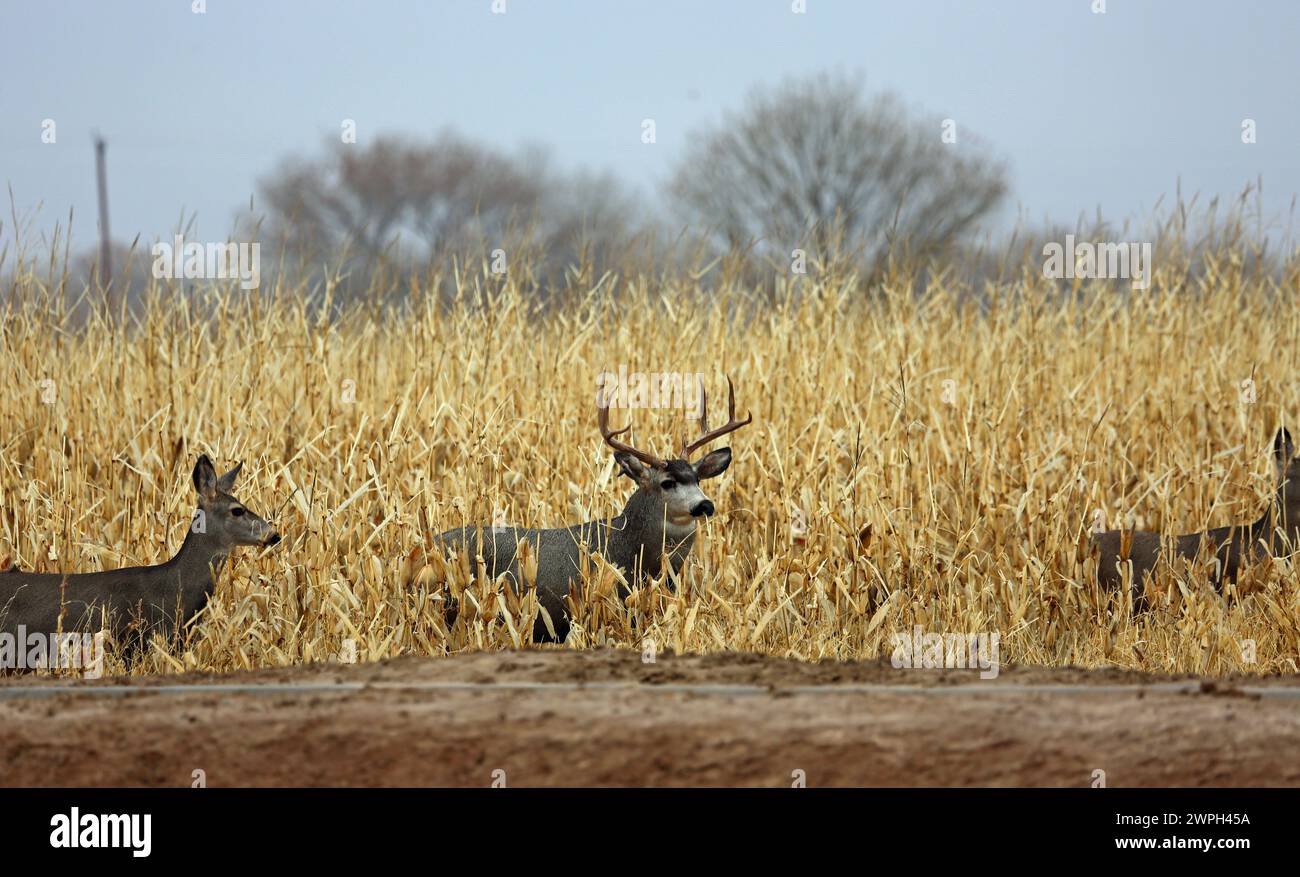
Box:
2, 0, 1297, 251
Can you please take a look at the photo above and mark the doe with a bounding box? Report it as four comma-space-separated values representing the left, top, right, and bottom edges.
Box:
0, 455, 281, 655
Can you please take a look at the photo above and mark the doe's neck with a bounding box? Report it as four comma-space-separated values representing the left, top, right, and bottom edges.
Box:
170, 520, 230, 582
1249, 495, 1300, 548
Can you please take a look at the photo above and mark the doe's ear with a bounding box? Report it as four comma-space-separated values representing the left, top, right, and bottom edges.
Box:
614, 451, 651, 485
694, 447, 733, 480
193, 455, 218, 500
1275, 427, 1295, 467
216, 461, 243, 493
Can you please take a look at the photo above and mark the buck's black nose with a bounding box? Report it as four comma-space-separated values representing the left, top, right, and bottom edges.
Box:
691, 501, 715, 518
264, 533, 282, 547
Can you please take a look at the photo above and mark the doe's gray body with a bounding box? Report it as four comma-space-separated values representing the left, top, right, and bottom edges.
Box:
1, 532, 233, 645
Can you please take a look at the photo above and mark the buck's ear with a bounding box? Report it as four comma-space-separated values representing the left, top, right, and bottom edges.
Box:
614, 451, 651, 485
192, 455, 218, 499
694, 447, 732, 480
1275, 427, 1295, 464
216, 461, 243, 493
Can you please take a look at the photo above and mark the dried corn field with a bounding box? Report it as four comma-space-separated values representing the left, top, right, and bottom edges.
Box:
1, 259, 1299, 678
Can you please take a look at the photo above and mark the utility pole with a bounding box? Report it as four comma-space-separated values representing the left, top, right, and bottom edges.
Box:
94, 135, 112, 303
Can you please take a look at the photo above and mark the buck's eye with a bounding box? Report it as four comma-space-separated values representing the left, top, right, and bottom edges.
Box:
660, 480, 676, 490
231, 507, 246, 517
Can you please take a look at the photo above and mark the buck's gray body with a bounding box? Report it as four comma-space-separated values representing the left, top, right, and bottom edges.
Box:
435, 486, 696, 642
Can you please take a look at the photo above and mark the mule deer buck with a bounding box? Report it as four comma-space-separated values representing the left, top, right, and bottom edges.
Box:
1093, 427, 1300, 606
434, 377, 752, 643
0, 455, 281, 656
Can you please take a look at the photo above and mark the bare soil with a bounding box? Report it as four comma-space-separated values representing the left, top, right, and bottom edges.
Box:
1, 649, 1297, 787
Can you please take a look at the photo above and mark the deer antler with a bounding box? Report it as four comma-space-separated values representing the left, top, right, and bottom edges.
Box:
598, 402, 666, 469
682, 375, 752, 458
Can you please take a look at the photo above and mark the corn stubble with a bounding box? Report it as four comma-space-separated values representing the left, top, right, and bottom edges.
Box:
1, 251, 1298, 677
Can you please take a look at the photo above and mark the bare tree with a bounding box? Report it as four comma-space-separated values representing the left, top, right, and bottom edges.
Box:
258, 132, 544, 266
254, 133, 655, 294
536, 170, 656, 275
668, 74, 1008, 270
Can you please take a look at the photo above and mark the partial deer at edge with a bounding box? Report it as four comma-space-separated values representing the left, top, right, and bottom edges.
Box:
1093, 427, 1300, 606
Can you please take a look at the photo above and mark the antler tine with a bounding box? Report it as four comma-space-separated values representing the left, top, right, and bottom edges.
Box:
682, 375, 753, 458
598, 401, 666, 469
681, 376, 708, 455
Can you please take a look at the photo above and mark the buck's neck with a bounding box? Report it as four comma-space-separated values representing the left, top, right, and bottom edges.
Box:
608, 488, 697, 579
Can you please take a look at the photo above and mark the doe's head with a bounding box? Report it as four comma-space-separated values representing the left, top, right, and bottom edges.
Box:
191, 455, 281, 550
1273, 427, 1300, 524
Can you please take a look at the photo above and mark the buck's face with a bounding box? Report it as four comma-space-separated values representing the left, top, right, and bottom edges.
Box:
192, 455, 282, 551
598, 376, 750, 535
615, 449, 734, 527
